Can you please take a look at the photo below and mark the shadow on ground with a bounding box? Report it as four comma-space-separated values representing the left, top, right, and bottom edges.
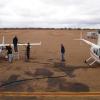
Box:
53, 62, 100, 78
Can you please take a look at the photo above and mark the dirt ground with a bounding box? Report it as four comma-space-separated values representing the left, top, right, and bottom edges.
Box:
0, 29, 100, 99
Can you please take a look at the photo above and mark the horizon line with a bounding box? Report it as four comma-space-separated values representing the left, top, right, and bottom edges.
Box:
0, 27, 99, 30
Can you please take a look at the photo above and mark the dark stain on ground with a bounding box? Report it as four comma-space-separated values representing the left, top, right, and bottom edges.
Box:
34, 68, 54, 77
53, 62, 76, 78
47, 78, 89, 92
25, 71, 34, 77
0, 96, 38, 100
0, 81, 26, 92
1, 96, 99, 100
0, 72, 89, 92
60, 82, 89, 92
15, 67, 21, 70
27, 86, 34, 92
0, 74, 26, 91
47, 78, 64, 91
0, 64, 91, 92
32, 61, 51, 65
53, 62, 99, 78
5, 75, 19, 83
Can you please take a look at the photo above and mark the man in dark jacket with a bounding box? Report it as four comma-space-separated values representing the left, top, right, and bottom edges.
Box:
61, 44, 65, 61
13, 36, 18, 52
25, 42, 30, 61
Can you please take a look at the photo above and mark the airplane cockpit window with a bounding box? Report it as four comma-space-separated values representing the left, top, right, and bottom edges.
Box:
93, 48, 98, 55
94, 48, 100, 57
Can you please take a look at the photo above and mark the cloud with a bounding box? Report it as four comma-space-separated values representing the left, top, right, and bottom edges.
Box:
0, 0, 100, 28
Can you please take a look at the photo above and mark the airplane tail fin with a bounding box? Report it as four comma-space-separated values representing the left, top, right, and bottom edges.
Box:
74, 32, 83, 45
80, 32, 83, 39
97, 30, 100, 46
74, 32, 83, 41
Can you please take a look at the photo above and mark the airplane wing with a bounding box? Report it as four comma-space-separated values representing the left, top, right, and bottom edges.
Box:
77, 38, 98, 47
0, 44, 11, 47
17, 42, 42, 46
0, 35, 41, 48
81, 39, 96, 46
0, 42, 41, 47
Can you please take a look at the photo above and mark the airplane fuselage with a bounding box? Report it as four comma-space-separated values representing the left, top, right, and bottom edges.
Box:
90, 47, 100, 63
0, 45, 6, 53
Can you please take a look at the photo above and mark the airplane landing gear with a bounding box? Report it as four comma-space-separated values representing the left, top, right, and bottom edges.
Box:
84, 57, 96, 66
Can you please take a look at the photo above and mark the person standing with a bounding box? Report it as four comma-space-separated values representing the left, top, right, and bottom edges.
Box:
6, 45, 13, 63
25, 42, 30, 61
13, 36, 19, 59
13, 36, 18, 52
61, 44, 65, 61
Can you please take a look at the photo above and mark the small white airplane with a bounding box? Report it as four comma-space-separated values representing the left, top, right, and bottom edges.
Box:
87, 31, 98, 39
76, 32, 100, 66
0, 36, 41, 53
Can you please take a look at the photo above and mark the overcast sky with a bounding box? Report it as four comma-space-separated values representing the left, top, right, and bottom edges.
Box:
0, 0, 100, 28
